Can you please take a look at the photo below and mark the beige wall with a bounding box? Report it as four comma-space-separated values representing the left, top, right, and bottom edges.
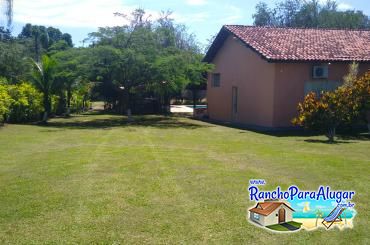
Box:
273, 63, 370, 127
263, 205, 293, 226
250, 212, 265, 226
207, 36, 276, 127
249, 204, 293, 226
207, 35, 370, 128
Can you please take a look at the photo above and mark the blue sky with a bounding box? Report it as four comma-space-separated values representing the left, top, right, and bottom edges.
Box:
3, 0, 370, 48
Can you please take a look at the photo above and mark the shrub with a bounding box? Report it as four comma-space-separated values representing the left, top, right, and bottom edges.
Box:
293, 71, 370, 142
7, 83, 43, 123
50, 95, 60, 116
0, 84, 12, 124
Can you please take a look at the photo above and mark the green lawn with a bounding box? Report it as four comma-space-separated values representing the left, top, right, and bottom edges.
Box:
267, 221, 302, 232
0, 113, 369, 244
266, 224, 290, 232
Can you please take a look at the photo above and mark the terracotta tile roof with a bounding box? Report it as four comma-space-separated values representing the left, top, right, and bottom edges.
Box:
204, 25, 370, 62
249, 202, 294, 216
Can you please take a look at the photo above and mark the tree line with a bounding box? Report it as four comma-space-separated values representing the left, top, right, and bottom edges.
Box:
253, 0, 370, 29
0, 8, 212, 124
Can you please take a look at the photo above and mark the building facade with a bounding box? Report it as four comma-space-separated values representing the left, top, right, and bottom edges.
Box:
204, 26, 370, 129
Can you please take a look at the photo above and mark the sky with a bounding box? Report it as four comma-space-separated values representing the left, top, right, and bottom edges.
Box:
2, 0, 370, 48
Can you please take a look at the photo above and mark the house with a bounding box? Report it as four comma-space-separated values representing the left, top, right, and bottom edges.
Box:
204, 25, 370, 129
249, 201, 294, 226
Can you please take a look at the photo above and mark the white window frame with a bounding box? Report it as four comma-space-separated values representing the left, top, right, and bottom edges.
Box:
253, 213, 260, 220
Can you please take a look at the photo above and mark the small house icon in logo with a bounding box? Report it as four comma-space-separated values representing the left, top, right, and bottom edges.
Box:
249, 199, 295, 228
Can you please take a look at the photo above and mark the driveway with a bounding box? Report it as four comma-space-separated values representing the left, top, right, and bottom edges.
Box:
171, 105, 193, 113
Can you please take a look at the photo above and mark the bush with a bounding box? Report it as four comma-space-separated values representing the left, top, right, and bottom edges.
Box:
50, 95, 60, 116
293, 71, 370, 142
7, 83, 43, 123
0, 84, 12, 124
71, 92, 90, 113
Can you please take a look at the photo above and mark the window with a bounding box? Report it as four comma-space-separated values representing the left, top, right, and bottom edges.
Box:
212, 73, 221, 87
232, 87, 238, 114
253, 213, 260, 220
304, 81, 342, 96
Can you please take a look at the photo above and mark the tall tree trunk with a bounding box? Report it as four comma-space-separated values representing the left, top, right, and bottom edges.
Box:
126, 91, 133, 121
192, 88, 197, 117
42, 92, 50, 123
66, 88, 71, 116
327, 126, 336, 143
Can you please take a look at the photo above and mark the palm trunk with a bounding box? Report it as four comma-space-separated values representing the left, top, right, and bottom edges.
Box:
42, 111, 48, 123
66, 88, 71, 116
126, 91, 133, 122
192, 88, 197, 117
327, 126, 336, 143
42, 92, 50, 123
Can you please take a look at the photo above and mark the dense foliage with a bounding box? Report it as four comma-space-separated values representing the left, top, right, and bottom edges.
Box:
293, 71, 370, 142
7, 83, 43, 123
253, 0, 370, 29
85, 9, 212, 115
0, 8, 211, 124
0, 83, 11, 123
0, 81, 43, 123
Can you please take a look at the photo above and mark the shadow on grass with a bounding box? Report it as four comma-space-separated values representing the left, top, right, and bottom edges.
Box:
202, 119, 320, 137
38, 114, 208, 130
303, 139, 354, 144
200, 118, 369, 142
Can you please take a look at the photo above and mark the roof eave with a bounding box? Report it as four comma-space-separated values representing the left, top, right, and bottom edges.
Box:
204, 25, 370, 64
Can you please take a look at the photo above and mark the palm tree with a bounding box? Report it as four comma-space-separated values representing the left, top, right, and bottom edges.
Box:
31, 55, 58, 123
315, 209, 324, 227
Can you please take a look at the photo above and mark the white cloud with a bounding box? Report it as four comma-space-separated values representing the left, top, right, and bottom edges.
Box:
218, 5, 243, 24
12, 0, 160, 28
174, 12, 209, 23
337, 3, 353, 11
297, 202, 307, 207
186, 0, 207, 6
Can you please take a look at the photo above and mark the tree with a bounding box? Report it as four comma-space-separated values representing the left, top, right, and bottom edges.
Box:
18, 24, 74, 61
0, 83, 11, 123
0, 42, 30, 83
53, 48, 88, 116
253, 2, 276, 26
30, 55, 58, 123
62, 33, 73, 47
184, 54, 213, 114
253, 0, 370, 29
85, 8, 209, 116
343, 62, 359, 87
293, 71, 370, 142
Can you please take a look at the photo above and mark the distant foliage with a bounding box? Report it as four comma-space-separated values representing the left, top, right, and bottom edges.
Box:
17, 23, 73, 61
253, 0, 370, 29
0, 42, 30, 83
293, 71, 370, 142
86, 8, 212, 114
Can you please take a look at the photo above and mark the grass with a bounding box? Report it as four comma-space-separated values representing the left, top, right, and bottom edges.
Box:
288, 221, 303, 228
0, 113, 369, 244
267, 221, 303, 232
266, 224, 290, 231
